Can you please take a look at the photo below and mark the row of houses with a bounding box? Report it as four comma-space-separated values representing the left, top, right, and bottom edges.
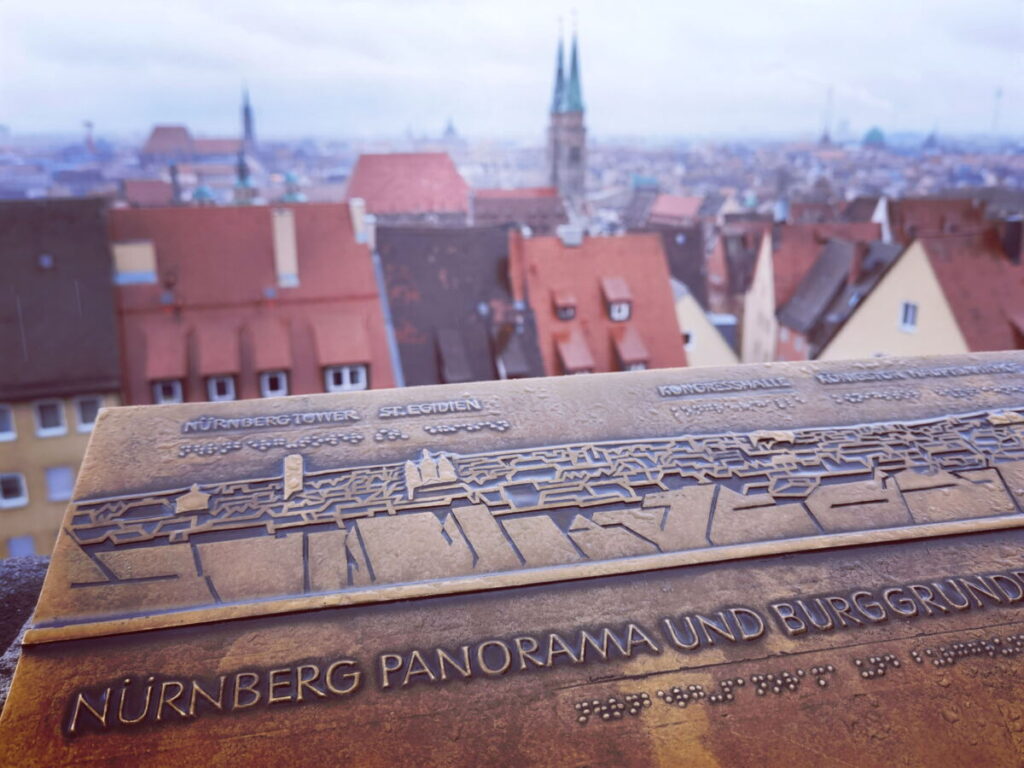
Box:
0, 194, 723, 558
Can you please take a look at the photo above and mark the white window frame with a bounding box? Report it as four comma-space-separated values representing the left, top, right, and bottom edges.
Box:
625, 362, 647, 372
33, 399, 67, 437
555, 305, 576, 321
608, 301, 631, 322
900, 301, 918, 332
324, 364, 369, 393
206, 375, 237, 402
74, 395, 103, 433
152, 380, 184, 405
0, 404, 15, 442
44, 466, 75, 502
0, 472, 28, 509
259, 370, 290, 398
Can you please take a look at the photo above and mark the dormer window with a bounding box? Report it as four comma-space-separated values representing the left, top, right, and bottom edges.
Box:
152, 380, 183, 405
553, 290, 576, 321
259, 371, 289, 398
324, 364, 368, 393
608, 301, 631, 322
601, 276, 632, 322
206, 376, 236, 402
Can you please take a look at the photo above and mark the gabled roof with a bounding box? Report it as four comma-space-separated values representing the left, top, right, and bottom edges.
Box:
346, 152, 468, 215
517, 232, 687, 375
376, 225, 544, 386
921, 230, 1024, 351
778, 240, 903, 354
0, 198, 121, 399
719, 222, 768, 295
142, 125, 193, 156
772, 222, 881, 308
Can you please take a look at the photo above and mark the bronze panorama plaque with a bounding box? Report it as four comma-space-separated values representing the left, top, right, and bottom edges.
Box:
4, 352, 1024, 766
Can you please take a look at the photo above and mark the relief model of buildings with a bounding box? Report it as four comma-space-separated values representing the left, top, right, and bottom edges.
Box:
52, 405, 1024, 625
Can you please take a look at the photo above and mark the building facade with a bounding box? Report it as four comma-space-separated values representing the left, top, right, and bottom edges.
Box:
0, 199, 122, 558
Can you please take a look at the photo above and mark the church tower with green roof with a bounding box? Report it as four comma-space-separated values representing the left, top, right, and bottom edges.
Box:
546, 26, 586, 212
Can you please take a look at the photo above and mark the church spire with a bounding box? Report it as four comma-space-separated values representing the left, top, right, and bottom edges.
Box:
242, 86, 255, 148
564, 27, 584, 113
550, 30, 566, 114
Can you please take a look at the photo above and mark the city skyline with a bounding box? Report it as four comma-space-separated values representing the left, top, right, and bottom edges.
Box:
1, 0, 1022, 141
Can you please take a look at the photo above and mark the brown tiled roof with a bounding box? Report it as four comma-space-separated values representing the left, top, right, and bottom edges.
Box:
472, 188, 567, 234
889, 198, 985, 244
921, 230, 1024, 351
557, 328, 596, 372
142, 125, 193, 157
144, 321, 188, 381
310, 312, 370, 367
0, 198, 121, 400
194, 322, 240, 376
346, 152, 468, 215
474, 187, 558, 199
600, 276, 632, 303
518, 232, 687, 375
648, 194, 702, 225
110, 203, 395, 403
121, 179, 175, 207
773, 222, 881, 308
612, 324, 648, 365
192, 138, 243, 156
376, 225, 545, 386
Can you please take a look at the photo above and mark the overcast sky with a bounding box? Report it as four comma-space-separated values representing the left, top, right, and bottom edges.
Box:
1, 0, 1022, 141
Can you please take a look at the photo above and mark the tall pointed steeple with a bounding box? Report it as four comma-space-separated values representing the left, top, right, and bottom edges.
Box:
550, 31, 566, 114
564, 29, 584, 113
242, 86, 256, 148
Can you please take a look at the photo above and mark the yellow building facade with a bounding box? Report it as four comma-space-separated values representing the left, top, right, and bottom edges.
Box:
0, 395, 118, 557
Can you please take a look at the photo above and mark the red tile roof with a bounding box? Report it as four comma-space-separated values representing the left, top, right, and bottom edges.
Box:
772, 222, 881, 308
648, 194, 702, 225
474, 187, 558, 199
110, 203, 395, 403
890, 198, 985, 244
557, 328, 596, 373
192, 138, 243, 156
921, 230, 1024, 352
142, 125, 193, 157
346, 152, 468, 215
516, 231, 687, 375
121, 179, 175, 207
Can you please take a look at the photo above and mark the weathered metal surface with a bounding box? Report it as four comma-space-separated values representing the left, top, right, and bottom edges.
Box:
3, 352, 1024, 766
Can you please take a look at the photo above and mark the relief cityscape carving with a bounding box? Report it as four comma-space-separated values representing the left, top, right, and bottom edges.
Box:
50, 406, 1024, 627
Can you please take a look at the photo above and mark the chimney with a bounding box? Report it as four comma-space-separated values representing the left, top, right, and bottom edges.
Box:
556, 223, 584, 247
271, 207, 299, 288
849, 242, 869, 285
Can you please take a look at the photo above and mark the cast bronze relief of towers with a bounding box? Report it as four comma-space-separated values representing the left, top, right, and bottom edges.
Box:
547, 20, 586, 212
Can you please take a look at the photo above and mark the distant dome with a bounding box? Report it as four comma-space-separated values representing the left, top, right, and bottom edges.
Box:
192, 184, 215, 203
863, 126, 886, 148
